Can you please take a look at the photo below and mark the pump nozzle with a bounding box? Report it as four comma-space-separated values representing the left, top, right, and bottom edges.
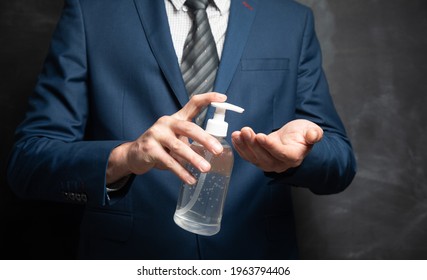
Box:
205, 102, 244, 137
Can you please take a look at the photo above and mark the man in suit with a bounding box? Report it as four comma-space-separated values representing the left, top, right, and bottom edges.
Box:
7, 0, 356, 259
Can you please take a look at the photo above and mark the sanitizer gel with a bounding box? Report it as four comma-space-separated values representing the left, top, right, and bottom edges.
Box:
174, 102, 244, 236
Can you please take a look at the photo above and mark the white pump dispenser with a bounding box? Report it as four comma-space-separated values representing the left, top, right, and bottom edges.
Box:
174, 102, 244, 236
205, 102, 245, 137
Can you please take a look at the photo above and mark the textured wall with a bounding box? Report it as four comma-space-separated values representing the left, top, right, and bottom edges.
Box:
295, 0, 427, 259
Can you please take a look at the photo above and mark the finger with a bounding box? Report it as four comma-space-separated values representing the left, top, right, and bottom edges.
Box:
240, 127, 256, 141
231, 129, 258, 163
165, 138, 212, 171
127, 138, 196, 184
233, 131, 286, 172
256, 133, 305, 167
231, 131, 247, 157
154, 116, 222, 155
232, 137, 256, 163
251, 133, 288, 170
304, 126, 323, 144
240, 127, 271, 161
155, 125, 213, 173
175, 92, 227, 120
255, 133, 277, 152
241, 127, 265, 156
155, 147, 198, 185
231, 131, 247, 158
171, 119, 223, 155
177, 135, 190, 146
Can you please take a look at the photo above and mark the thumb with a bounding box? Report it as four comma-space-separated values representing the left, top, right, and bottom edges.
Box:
304, 126, 323, 145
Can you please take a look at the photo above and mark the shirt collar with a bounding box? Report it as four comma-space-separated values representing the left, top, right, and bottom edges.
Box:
169, 0, 228, 15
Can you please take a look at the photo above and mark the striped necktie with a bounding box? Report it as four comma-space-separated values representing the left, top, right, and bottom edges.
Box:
181, 0, 219, 125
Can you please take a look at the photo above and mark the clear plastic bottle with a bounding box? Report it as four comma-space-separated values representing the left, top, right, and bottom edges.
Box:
174, 102, 244, 236
174, 138, 233, 235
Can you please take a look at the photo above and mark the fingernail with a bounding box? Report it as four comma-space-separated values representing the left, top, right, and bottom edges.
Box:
186, 175, 196, 185
233, 136, 242, 145
213, 143, 223, 154
217, 93, 227, 99
242, 132, 252, 141
199, 160, 210, 172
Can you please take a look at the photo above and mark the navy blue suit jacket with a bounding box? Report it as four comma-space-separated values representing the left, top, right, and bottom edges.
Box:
7, 0, 356, 259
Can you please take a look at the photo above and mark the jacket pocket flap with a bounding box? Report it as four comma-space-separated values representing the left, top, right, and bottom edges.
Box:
241, 58, 290, 71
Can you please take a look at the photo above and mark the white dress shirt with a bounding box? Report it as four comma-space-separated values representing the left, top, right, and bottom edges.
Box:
165, 0, 230, 63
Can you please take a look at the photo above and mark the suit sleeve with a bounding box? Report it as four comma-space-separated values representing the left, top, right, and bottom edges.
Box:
271, 9, 357, 194
7, 0, 125, 206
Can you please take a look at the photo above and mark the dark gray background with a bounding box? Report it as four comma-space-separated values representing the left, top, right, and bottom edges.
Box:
1, 0, 426, 259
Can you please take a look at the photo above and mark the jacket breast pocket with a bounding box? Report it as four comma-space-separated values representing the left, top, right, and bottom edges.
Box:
241, 58, 290, 71
227, 58, 292, 134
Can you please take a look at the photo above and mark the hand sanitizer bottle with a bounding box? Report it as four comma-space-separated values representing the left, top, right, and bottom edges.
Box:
174, 102, 244, 236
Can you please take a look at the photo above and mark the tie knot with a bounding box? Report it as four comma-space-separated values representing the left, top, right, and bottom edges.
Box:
185, 0, 209, 11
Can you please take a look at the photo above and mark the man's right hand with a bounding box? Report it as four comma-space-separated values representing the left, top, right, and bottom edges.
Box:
106, 92, 227, 185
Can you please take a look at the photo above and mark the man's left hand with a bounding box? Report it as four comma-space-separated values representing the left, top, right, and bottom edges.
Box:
231, 119, 323, 173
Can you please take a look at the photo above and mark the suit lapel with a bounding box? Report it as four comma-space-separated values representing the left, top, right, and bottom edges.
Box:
132, 0, 258, 110
133, 0, 189, 107
201, 0, 258, 126
214, 0, 258, 94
